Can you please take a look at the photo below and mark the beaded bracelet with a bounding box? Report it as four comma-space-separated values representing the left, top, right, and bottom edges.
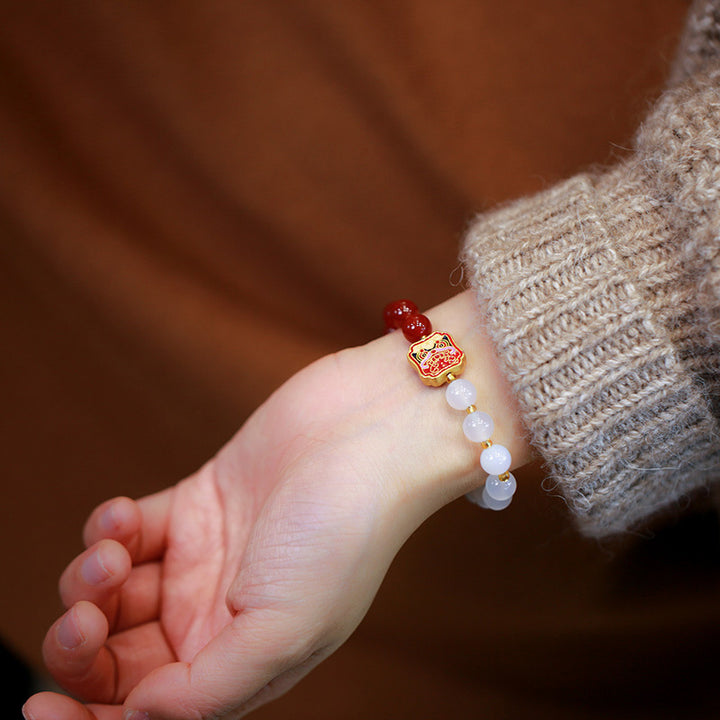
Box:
383, 299, 517, 510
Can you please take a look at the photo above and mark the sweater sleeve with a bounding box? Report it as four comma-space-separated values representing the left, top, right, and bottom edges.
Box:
462, 7, 720, 537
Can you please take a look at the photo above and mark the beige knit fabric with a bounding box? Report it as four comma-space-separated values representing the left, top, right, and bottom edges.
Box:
669, 0, 720, 85
462, 0, 720, 537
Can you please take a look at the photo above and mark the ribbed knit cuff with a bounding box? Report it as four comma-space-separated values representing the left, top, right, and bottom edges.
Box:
462, 167, 720, 537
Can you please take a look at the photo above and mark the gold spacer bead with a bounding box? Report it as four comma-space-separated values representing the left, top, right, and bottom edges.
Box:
446, 373, 456, 383
481, 439, 493, 449
498, 471, 511, 482
466, 405, 477, 414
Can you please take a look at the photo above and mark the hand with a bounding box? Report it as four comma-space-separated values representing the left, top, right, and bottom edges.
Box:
24, 291, 532, 720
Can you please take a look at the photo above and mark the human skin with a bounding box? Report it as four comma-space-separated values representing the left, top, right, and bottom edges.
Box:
23, 290, 534, 720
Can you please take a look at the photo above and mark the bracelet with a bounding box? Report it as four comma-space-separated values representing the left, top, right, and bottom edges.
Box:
383, 299, 517, 510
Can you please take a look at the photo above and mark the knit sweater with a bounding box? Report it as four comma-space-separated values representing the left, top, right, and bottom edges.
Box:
462, 0, 720, 537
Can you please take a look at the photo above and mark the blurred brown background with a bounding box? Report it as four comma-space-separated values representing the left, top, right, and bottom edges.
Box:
3, 0, 720, 717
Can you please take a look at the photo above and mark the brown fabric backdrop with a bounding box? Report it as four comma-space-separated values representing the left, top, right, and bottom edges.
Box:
4, 1, 720, 717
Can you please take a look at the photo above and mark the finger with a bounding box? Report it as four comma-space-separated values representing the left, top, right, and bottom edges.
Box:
82, 497, 141, 556
43, 601, 176, 705
112, 562, 162, 632
58, 543, 162, 632
23, 691, 122, 720
109, 621, 176, 703
84, 489, 173, 564
59, 540, 132, 617
42, 601, 114, 702
124, 609, 324, 719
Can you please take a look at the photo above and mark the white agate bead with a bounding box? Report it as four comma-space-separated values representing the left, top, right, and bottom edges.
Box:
480, 444, 511, 475
462, 410, 494, 443
465, 486, 486, 507
465, 485, 512, 510
445, 379, 477, 410
485, 473, 517, 501
481, 487, 512, 511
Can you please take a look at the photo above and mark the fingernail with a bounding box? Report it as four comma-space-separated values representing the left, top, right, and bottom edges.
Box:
124, 710, 150, 720
81, 549, 111, 585
57, 608, 85, 650
100, 501, 118, 533
22, 702, 35, 720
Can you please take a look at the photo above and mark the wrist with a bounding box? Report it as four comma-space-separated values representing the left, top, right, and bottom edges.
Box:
342, 290, 534, 522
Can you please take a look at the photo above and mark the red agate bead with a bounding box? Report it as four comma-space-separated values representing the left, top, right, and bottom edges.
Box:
402, 313, 432, 342
383, 299, 418, 330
